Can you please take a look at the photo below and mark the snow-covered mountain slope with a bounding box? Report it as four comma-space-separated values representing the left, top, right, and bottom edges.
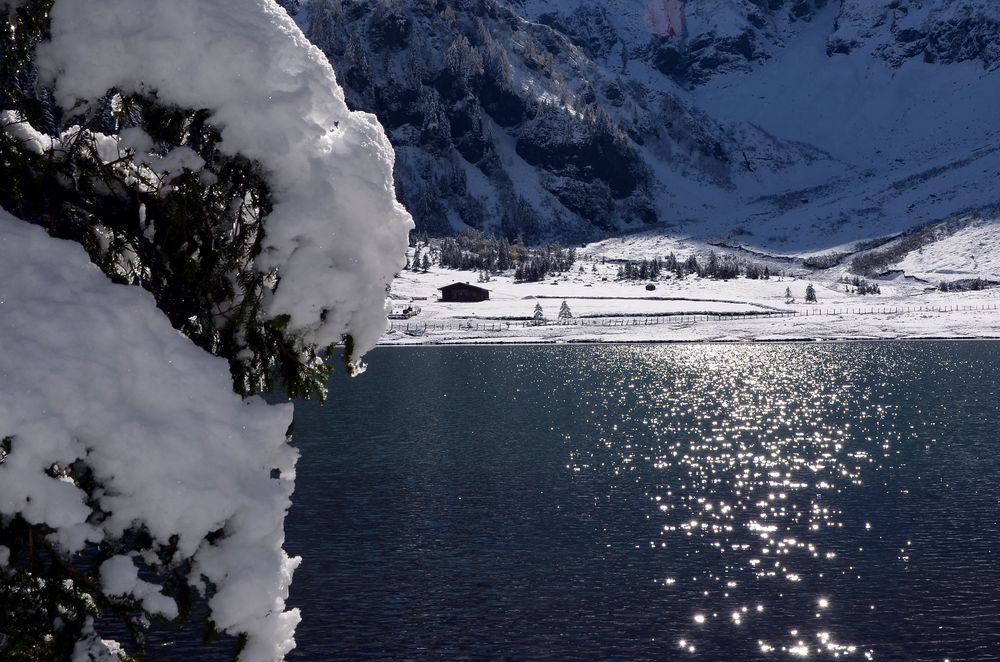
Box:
893, 217, 1000, 281
288, 0, 999, 253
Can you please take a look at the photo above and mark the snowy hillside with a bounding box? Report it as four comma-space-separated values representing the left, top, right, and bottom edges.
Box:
894, 218, 1000, 282
287, 0, 999, 255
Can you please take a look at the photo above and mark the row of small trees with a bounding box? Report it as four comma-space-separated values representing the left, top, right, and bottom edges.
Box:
436, 230, 576, 282
409, 247, 431, 272
531, 300, 573, 323
616, 251, 777, 282
438, 232, 517, 272
939, 278, 996, 292
514, 247, 576, 282
840, 275, 882, 295
786, 285, 818, 303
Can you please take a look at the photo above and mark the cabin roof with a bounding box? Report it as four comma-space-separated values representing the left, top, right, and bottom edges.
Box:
438, 282, 489, 294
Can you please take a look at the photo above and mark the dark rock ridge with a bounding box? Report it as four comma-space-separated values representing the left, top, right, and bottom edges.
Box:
286, 0, 1000, 244
302, 0, 667, 241
829, 1, 1000, 67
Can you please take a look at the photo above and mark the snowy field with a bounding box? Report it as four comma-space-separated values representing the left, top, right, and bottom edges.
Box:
383, 229, 1000, 345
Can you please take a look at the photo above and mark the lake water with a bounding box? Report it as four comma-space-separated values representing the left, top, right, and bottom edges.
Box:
280, 342, 1000, 661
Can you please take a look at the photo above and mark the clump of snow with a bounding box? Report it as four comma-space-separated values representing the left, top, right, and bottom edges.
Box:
37, 0, 413, 359
3, 109, 179, 178
1, 110, 54, 153
100, 555, 179, 619
0, 208, 299, 660
71, 617, 128, 662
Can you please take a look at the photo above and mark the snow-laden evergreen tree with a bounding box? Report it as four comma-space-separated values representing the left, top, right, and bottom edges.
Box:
707, 250, 720, 276
532, 302, 545, 324
0, 1, 410, 659
806, 283, 818, 303
785, 286, 794, 303
558, 300, 573, 321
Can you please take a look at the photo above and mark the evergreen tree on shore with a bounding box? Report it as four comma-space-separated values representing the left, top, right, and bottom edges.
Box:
558, 300, 573, 320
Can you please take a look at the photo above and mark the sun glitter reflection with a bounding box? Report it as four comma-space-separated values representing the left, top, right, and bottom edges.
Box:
567, 344, 903, 659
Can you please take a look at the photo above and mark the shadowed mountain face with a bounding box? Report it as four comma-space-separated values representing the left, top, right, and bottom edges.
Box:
290, 0, 1000, 250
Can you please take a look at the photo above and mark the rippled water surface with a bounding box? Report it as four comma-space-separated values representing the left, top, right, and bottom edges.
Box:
282, 342, 1000, 660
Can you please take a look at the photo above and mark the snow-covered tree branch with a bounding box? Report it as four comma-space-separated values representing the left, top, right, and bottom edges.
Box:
0, 0, 411, 659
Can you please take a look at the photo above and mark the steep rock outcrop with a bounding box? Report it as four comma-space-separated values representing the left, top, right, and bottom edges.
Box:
286, 0, 1000, 249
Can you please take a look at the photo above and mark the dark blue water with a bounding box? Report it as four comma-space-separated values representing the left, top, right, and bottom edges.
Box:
280, 342, 1000, 661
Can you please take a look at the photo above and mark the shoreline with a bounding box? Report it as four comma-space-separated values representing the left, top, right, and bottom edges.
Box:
377, 334, 1000, 348
385, 254, 1000, 349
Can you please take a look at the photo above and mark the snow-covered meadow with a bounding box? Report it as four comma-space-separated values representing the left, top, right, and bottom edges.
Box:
384, 223, 1000, 345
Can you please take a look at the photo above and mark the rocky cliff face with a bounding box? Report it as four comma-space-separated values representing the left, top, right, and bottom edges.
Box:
829, 0, 1000, 66
288, 0, 1000, 250
528, 0, 1000, 85
298, 0, 660, 241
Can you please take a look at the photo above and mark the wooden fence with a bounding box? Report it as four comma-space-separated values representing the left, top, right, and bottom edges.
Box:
386, 303, 1000, 334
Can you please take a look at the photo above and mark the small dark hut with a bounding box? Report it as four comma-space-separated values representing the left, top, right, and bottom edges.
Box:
438, 282, 490, 302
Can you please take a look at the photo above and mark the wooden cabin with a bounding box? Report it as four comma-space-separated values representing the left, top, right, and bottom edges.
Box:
438, 282, 490, 302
